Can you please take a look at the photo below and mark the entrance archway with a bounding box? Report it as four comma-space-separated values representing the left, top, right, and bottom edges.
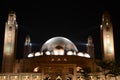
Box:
56, 76, 62, 80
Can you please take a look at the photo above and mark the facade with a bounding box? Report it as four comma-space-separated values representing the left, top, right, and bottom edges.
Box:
100, 11, 115, 61
2, 11, 18, 73
0, 11, 115, 80
14, 36, 97, 80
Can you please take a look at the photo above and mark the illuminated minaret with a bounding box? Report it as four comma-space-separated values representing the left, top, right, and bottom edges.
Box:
2, 11, 18, 73
24, 35, 32, 58
100, 11, 115, 61
87, 36, 94, 59
87, 36, 95, 72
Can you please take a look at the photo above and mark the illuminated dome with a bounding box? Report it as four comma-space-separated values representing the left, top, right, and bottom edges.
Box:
41, 36, 78, 52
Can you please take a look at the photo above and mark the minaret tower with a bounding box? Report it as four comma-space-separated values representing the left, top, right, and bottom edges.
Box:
24, 35, 32, 58
2, 11, 18, 73
87, 36, 95, 72
100, 11, 115, 61
87, 36, 94, 59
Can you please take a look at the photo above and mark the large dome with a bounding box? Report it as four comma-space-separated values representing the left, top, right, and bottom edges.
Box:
41, 36, 78, 52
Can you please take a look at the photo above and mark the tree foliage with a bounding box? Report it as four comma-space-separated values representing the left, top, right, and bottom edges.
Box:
96, 60, 120, 80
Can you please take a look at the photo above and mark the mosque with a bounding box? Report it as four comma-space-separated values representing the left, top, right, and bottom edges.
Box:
0, 11, 115, 80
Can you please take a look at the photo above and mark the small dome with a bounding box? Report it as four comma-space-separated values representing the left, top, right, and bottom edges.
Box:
41, 36, 78, 52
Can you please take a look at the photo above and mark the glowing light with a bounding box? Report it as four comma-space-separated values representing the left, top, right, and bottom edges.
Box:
106, 37, 112, 53
76, 66, 82, 72
77, 52, 84, 57
28, 53, 34, 58
56, 76, 62, 80
30, 43, 32, 46
57, 58, 61, 61
3, 76, 7, 79
84, 53, 90, 58
73, 51, 76, 55
53, 49, 64, 55
54, 50, 59, 55
33, 67, 39, 72
63, 58, 67, 61
100, 25, 103, 30
45, 51, 51, 55
67, 51, 73, 55
35, 52, 41, 56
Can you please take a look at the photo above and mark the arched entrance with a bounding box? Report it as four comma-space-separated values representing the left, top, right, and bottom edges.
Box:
42, 64, 75, 80
56, 76, 62, 80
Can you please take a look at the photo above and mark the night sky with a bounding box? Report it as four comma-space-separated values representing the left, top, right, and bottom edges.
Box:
0, 0, 120, 63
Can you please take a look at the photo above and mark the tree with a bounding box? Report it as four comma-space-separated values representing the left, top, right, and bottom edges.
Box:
108, 60, 120, 80
96, 60, 111, 80
82, 67, 91, 80
76, 67, 91, 80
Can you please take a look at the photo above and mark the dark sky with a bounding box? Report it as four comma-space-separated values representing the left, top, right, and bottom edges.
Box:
0, 0, 120, 61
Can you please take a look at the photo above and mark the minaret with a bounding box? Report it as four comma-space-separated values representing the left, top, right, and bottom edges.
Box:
24, 35, 32, 58
2, 11, 18, 73
100, 11, 115, 61
87, 36, 95, 72
87, 36, 94, 59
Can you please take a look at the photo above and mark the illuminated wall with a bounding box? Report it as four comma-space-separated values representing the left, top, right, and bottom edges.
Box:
0, 73, 42, 80
101, 11, 115, 61
2, 11, 18, 72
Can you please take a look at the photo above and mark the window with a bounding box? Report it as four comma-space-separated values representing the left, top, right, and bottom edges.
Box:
9, 26, 12, 31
